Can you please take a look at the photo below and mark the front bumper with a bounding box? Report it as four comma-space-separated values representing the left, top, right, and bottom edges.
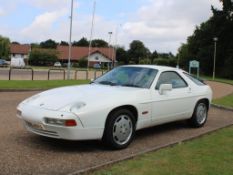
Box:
17, 104, 104, 140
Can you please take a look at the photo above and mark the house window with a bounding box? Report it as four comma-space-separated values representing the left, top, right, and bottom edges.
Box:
95, 56, 99, 60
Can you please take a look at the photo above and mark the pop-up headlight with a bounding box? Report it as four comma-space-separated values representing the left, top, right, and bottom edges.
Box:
70, 102, 86, 113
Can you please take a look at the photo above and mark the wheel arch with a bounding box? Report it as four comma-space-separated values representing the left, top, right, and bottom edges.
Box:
196, 98, 210, 110
102, 105, 138, 137
189, 97, 210, 127
107, 105, 138, 123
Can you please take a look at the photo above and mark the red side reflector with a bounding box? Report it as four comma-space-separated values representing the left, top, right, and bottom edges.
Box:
142, 111, 148, 115
65, 120, 77, 127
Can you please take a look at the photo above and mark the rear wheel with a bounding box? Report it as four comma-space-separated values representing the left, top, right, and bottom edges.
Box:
189, 101, 208, 127
103, 109, 136, 149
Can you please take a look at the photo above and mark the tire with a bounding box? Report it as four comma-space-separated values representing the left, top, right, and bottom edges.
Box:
103, 109, 136, 149
189, 100, 208, 127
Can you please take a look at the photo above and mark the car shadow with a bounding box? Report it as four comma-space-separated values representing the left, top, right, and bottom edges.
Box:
17, 120, 191, 152
29, 136, 107, 152
135, 120, 190, 139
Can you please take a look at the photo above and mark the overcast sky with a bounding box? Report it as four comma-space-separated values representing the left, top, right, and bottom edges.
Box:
0, 0, 222, 54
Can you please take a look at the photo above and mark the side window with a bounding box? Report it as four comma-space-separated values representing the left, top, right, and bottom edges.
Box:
183, 72, 206, 86
156, 71, 188, 89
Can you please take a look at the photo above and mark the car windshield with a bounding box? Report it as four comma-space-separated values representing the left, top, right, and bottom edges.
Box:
94, 66, 158, 89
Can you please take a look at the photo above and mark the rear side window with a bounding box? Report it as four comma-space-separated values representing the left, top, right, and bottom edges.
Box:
156, 71, 188, 89
183, 73, 206, 86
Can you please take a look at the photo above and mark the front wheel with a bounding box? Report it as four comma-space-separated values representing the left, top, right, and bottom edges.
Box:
103, 109, 136, 149
189, 101, 208, 127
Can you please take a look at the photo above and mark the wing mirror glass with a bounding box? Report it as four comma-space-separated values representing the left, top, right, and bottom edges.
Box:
159, 84, 172, 95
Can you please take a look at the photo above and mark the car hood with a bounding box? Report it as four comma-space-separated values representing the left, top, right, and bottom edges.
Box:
21, 84, 145, 110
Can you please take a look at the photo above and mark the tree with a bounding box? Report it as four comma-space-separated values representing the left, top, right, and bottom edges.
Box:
177, 43, 189, 69
60, 41, 69, 46
177, 0, 233, 78
91, 39, 108, 47
29, 49, 58, 66
0, 35, 10, 60
73, 37, 89, 46
40, 39, 58, 49
116, 47, 129, 64
11, 41, 20, 44
158, 52, 175, 59
153, 58, 177, 67
150, 50, 159, 63
151, 50, 158, 58
128, 40, 150, 64
31, 43, 40, 49
220, 0, 233, 14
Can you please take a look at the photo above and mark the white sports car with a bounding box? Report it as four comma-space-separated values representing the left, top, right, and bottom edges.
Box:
17, 65, 212, 149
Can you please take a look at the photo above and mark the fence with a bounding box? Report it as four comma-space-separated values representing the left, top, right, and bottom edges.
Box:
0, 68, 105, 80
48, 68, 66, 80
9, 67, 34, 80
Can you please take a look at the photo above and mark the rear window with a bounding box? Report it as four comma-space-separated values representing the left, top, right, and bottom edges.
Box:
183, 73, 206, 86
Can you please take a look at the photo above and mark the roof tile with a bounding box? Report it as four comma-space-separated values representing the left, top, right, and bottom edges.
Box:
10, 44, 31, 54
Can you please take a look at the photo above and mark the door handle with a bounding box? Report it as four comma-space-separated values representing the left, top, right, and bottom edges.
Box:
188, 87, 192, 93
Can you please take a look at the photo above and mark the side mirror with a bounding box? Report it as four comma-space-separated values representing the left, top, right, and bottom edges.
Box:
159, 84, 172, 95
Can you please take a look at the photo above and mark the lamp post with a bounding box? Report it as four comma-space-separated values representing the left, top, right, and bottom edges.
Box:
67, 0, 74, 80
213, 37, 218, 80
112, 24, 122, 68
87, 0, 96, 70
108, 32, 113, 69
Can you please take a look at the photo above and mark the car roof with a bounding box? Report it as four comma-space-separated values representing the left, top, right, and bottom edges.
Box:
121, 64, 182, 72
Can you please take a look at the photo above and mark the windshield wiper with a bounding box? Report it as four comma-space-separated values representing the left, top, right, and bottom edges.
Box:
122, 84, 141, 88
98, 81, 117, 86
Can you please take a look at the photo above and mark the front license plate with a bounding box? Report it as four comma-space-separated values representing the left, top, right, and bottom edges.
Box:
32, 123, 44, 130
27, 122, 45, 130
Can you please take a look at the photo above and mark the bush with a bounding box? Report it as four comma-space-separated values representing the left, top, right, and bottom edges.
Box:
73, 62, 79, 68
153, 58, 177, 67
29, 49, 58, 66
78, 58, 88, 68
139, 58, 151, 64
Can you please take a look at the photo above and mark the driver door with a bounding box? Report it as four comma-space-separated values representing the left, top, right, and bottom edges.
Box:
150, 71, 193, 124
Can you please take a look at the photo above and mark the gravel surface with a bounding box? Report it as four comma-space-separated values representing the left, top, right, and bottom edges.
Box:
0, 82, 233, 175
207, 81, 233, 99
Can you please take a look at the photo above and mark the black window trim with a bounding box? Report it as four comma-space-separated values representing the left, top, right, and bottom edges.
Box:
155, 71, 188, 90
182, 72, 206, 86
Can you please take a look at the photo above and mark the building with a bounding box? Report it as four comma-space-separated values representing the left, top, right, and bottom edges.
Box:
10, 44, 31, 60
57, 46, 116, 67
9, 44, 116, 67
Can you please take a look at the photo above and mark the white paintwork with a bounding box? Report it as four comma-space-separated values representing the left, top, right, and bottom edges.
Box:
54, 62, 62, 67
10, 57, 25, 68
17, 65, 212, 141
11, 53, 28, 60
159, 84, 172, 95
88, 52, 111, 63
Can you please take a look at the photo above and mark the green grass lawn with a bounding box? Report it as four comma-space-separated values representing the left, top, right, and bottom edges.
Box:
0, 80, 90, 90
213, 93, 233, 108
201, 76, 233, 85
212, 78, 233, 85
201, 76, 233, 108
89, 126, 233, 175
